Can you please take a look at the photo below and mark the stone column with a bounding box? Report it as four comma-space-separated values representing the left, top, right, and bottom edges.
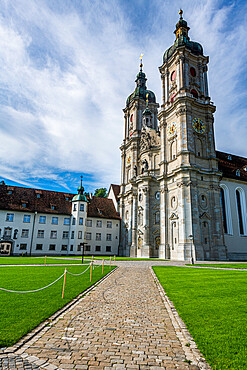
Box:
130, 192, 137, 257
159, 184, 167, 259
161, 74, 166, 104
142, 186, 150, 257
178, 57, 182, 89
176, 60, 180, 91
203, 66, 209, 97
198, 63, 203, 96
165, 70, 169, 103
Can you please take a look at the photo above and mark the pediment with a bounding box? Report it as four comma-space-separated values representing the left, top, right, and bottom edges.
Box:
153, 229, 160, 235
169, 213, 179, 220
199, 212, 211, 220
137, 229, 144, 235
153, 204, 160, 210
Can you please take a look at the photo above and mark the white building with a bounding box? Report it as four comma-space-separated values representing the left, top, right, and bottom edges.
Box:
0, 181, 120, 256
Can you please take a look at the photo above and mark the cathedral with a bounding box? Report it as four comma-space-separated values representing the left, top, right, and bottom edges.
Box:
119, 10, 247, 261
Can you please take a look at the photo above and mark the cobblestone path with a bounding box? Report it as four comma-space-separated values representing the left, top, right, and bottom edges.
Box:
1, 265, 209, 369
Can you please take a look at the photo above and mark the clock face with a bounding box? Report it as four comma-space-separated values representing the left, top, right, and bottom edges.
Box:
192, 118, 206, 134
167, 122, 177, 137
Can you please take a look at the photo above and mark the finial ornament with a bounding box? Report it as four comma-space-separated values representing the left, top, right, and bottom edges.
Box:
139, 53, 144, 72
80, 175, 83, 186
146, 93, 149, 105
179, 9, 183, 19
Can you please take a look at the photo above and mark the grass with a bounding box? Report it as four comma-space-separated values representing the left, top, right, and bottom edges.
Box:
0, 256, 168, 264
153, 266, 247, 369
0, 263, 114, 347
188, 263, 247, 269
0, 256, 84, 265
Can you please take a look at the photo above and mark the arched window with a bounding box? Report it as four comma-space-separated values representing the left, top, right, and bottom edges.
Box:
190, 67, 196, 77
235, 188, 247, 235
220, 185, 233, 235
220, 188, 228, 233
155, 212, 160, 224
170, 141, 177, 160
196, 138, 203, 157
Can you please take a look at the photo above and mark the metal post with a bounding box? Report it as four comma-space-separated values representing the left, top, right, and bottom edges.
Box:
188, 234, 194, 264
80, 243, 85, 264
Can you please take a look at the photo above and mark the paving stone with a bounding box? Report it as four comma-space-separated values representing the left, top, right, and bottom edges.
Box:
1, 262, 211, 369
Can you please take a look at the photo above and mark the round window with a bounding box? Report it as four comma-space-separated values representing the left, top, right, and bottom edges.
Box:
155, 191, 160, 201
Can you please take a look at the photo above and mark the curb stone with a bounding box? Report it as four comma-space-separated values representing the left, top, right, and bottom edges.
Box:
150, 267, 211, 370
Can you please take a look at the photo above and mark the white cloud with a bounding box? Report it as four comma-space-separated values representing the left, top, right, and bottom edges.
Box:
0, 0, 246, 192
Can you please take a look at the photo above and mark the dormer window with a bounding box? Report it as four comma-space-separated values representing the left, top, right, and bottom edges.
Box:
236, 169, 240, 177
51, 204, 56, 210
37, 194, 41, 198
244, 166, 247, 172
7, 187, 14, 195
227, 155, 232, 160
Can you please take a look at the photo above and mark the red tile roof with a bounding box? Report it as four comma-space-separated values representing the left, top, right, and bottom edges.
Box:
87, 196, 120, 220
216, 151, 247, 182
110, 184, 120, 199
0, 184, 73, 215
0, 184, 120, 219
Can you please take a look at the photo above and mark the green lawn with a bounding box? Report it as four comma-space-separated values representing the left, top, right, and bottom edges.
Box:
0, 256, 168, 264
188, 263, 247, 269
0, 256, 84, 265
0, 264, 114, 347
153, 266, 247, 369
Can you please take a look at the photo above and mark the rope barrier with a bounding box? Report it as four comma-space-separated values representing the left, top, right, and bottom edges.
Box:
67, 265, 91, 276
0, 259, 109, 295
0, 272, 65, 294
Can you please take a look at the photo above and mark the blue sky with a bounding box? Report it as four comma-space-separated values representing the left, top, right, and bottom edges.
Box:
0, 0, 246, 194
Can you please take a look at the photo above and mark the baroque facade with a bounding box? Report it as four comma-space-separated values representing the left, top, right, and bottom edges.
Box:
119, 11, 247, 261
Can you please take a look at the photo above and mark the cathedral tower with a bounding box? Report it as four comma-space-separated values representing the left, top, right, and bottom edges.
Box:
120, 11, 227, 260
119, 57, 160, 257
158, 10, 227, 260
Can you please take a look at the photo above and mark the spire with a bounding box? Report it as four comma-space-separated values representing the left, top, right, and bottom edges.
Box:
140, 53, 144, 72
78, 175, 84, 194
174, 9, 190, 40
135, 53, 147, 89
72, 176, 88, 202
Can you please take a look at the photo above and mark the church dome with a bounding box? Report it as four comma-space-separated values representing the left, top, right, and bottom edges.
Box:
163, 10, 203, 63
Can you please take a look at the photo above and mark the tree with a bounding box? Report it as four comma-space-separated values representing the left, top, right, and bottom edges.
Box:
94, 188, 107, 198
